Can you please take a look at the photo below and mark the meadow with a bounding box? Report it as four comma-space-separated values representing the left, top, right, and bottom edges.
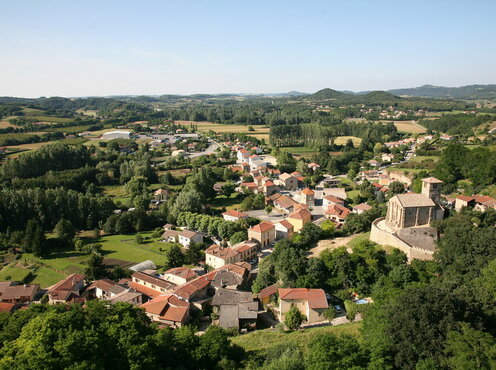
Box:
0, 231, 174, 288
231, 322, 362, 353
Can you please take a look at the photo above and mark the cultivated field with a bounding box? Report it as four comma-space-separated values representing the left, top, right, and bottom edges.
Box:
388, 120, 426, 133
176, 120, 270, 141
334, 136, 363, 146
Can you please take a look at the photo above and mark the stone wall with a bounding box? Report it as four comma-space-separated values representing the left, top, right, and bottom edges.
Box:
370, 218, 434, 262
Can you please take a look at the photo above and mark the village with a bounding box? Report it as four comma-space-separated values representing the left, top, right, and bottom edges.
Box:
2, 121, 495, 335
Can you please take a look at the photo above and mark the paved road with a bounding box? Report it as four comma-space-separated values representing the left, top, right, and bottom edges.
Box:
187, 139, 220, 159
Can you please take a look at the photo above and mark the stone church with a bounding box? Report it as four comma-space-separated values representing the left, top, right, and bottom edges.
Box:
370, 177, 444, 261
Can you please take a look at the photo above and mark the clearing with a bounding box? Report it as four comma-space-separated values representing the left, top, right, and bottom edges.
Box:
308, 232, 369, 257
231, 322, 362, 353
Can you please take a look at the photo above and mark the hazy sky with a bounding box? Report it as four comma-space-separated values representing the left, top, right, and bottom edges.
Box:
1, 0, 495, 97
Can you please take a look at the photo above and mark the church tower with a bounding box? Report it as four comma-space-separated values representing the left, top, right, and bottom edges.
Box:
421, 177, 443, 203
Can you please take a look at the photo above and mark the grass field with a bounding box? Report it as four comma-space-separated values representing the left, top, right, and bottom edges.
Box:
231, 322, 362, 353
388, 120, 426, 133
210, 193, 245, 210
0, 231, 173, 288
409, 155, 440, 163
334, 136, 362, 146
279, 146, 319, 158
347, 232, 371, 248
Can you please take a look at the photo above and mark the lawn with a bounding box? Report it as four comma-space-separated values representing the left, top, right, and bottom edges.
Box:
231, 322, 362, 353
0, 231, 173, 288
347, 232, 371, 248
210, 193, 245, 210
334, 136, 362, 147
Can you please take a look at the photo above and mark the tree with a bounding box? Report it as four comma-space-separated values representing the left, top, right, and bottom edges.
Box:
229, 230, 247, 246
444, 323, 496, 370
323, 307, 337, 322
277, 151, 297, 173
265, 205, 273, 215
185, 242, 204, 265
84, 253, 108, 280
305, 333, 368, 370
284, 305, 305, 330
125, 176, 148, 196
31, 225, 47, 258
165, 245, 185, 268
54, 219, 76, 243
388, 181, 405, 197
220, 182, 235, 197
135, 233, 143, 244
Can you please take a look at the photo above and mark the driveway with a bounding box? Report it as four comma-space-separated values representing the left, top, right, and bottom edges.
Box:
187, 139, 220, 159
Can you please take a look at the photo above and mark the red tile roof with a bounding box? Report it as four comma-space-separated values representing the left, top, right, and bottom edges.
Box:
301, 188, 314, 195
164, 267, 197, 281
326, 204, 351, 218
258, 284, 279, 299
278, 288, 328, 309
0, 302, 16, 313
289, 208, 312, 220
276, 220, 294, 230
249, 221, 275, 233
222, 210, 248, 218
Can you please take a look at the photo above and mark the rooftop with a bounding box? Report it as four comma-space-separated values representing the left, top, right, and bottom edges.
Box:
394, 193, 436, 208
278, 288, 328, 309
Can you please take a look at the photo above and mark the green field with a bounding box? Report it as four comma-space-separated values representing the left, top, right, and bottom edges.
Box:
0, 231, 174, 288
347, 232, 371, 248
279, 146, 319, 158
231, 322, 362, 353
210, 193, 244, 210
409, 155, 440, 163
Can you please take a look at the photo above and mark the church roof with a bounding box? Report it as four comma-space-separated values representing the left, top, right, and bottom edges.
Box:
394, 193, 436, 208
422, 177, 443, 184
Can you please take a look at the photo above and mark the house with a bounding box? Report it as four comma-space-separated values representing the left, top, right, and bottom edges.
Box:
85, 279, 142, 305
278, 288, 328, 324
222, 210, 248, 222
211, 289, 259, 330
0, 302, 17, 313
154, 188, 169, 201
262, 181, 277, 196
237, 149, 250, 163
455, 195, 476, 212
161, 229, 179, 243
307, 162, 320, 172
257, 283, 279, 305
287, 208, 312, 233
323, 188, 347, 201
0, 281, 16, 299
322, 195, 345, 209
321, 177, 340, 188
251, 146, 263, 154
474, 196, 496, 212
178, 230, 203, 248
248, 222, 276, 248
275, 220, 294, 240
1, 284, 40, 304
353, 203, 373, 214
48, 273, 86, 303
297, 188, 315, 207
325, 204, 351, 224
382, 153, 395, 162
130, 272, 176, 299
273, 194, 299, 214
205, 241, 259, 269
162, 267, 197, 285
140, 294, 190, 328
278, 173, 298, 191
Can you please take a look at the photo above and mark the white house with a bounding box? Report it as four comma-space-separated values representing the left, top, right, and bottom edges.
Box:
222, 210, 248, 222
178, 230, 203, 248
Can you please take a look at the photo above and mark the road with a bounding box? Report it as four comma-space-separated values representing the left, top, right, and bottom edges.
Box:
187, 139, 220, 158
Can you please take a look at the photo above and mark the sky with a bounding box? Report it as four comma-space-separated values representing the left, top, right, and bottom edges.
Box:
1, 0, 495, 97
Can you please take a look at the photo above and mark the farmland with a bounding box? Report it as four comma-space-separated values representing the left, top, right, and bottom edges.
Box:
176, 120, 271, 142
389, 120, 426, 133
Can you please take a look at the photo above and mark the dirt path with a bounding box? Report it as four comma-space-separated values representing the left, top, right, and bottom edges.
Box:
308, 235, 355, 257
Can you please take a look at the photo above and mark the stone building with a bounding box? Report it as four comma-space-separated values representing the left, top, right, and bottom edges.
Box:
370, 177, 444, 261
